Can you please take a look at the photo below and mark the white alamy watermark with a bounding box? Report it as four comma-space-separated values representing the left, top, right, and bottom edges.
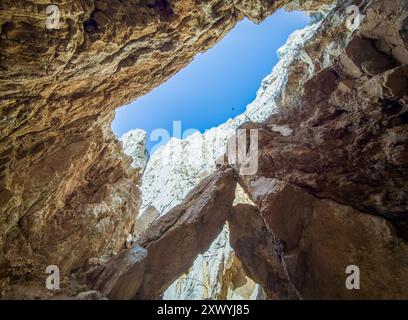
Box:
223, 129, 259, 176
45, 265, 60, 290
345, 265, 361, 290
345, 5, 362, 32
150, 121, 199, 154
45, 5, 61, 30
148, 121, 259, 176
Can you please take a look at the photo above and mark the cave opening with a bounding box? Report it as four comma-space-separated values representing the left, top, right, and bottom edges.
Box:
112, 9, 310, 154
110, 9, 312, 300
3, 0, 408, 302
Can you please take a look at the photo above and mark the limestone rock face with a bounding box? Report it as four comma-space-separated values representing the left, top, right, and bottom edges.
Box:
0, 121, 141, 293
163, 223, 236, 300
88, 169, 237, 300
134, 205, 160, 239
0, 0, 293, 292
89, 0, 408, 300
163, 184, 260, 300
232, 180, 408, 299
121, 129, 149, 173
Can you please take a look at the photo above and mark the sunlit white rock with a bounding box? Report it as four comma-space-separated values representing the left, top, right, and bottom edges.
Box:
121, 129, 149, 172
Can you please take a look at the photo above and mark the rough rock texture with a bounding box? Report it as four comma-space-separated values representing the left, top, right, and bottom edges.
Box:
227, 0, 408, 299
121, 129, 149, 173
88, 169, 236, 300
1, 0, 407, 300
232, 180, 408, 299
229, 203, 298, 299
0, 0, 296, 294
137, 15, 326, 216
163, 224, 239, 300
235, 0, 408, 240
0, 121, 141, 293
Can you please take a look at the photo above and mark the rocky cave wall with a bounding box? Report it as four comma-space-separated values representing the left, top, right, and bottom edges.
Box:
230, 0, 408, 299
0, 0, 300, 295
0, 0, 407, 299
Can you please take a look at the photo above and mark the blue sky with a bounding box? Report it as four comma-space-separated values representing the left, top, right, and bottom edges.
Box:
112, 10, 309, 152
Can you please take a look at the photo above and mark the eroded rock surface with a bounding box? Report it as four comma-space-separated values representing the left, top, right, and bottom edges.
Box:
121, 129, 149, 173
0, 0, 294, 293
0, 122, 141, 291
227, 0, 408, 299
164, 185, 260, 300
88, 169, 236, 299
229, 203, 298, 299
232, 180, 408, 299
235, 0, 408, 239
1, 0, 407, 300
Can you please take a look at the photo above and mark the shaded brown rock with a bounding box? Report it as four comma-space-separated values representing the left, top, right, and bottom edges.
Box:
229, 203, 298, 299
88, 169, 236, 300
233, 179, 408, 299
0, 123, 141, 294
